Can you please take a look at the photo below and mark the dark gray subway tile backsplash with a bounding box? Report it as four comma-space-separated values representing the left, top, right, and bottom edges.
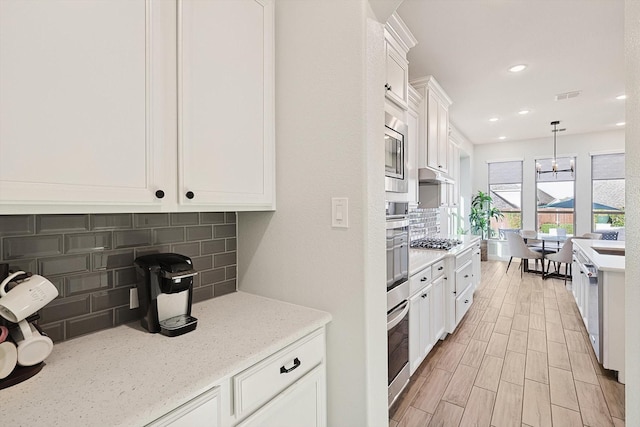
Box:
0, 212, 237, 343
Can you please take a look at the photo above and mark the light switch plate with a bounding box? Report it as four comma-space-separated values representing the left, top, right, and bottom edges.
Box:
332, 197, 349, 228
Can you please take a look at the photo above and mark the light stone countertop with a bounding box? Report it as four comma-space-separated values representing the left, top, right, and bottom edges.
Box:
572, 238, 625, 272
0, 291, 331, 427
409, 235, 481, 275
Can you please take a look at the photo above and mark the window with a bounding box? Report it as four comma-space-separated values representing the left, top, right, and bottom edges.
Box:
592, 153, 624, 237
488, 161, 522, 239
535, 157, 575, 234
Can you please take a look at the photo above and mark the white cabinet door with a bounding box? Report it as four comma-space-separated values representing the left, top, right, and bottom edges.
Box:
237, 365, 325, 427
431, 275, 445, 342
409, 286, 431, 374
437, 101, 449, 174
448, 143, 460, 208
178, 0, 275, 210
426, 92, 440, 171
384, 41, 408, 109
472, 244, 481, 290
0, 0, 174, 209
148, 386, 220, 427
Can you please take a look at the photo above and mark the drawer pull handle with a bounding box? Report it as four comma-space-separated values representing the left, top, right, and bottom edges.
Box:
438, 266, 444, 271
280, 357, 301, 374
464, 274, 469, 278
421, 277, 428, 282
465, 299, 469, 304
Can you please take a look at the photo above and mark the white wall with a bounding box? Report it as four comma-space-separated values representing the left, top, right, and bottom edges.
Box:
472, 130, 625, 237
624, 0, 639, 421
237, 1, 388, 426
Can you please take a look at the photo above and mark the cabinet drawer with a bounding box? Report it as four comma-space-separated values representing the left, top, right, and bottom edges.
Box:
234, 329, 325, 419
431, 260, 446, 279
455, 248, 473, 269
455, 261, 473, 294
455, 284, 474, 326
410, 266, 432, 296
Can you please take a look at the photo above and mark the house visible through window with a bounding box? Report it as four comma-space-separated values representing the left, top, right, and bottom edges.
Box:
488, 161, 522, 239
535, 157, 576, 234
592, 153, 625, 240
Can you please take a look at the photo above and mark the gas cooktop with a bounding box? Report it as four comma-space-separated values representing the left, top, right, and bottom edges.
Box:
410, 237, 463, 251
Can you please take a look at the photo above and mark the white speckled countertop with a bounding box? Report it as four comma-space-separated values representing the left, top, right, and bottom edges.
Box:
0, 292, 331, 427
410, 235, 481, 275
572, 238, 625, 272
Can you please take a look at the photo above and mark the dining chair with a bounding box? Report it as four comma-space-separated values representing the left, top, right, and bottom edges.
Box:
545, 237, 574, 285
519, 229, 547, 268
582, 233, 601, 239
506, 232, 543, 277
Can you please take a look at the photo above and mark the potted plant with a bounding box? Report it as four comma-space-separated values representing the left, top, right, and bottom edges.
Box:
469, 190, 504, 260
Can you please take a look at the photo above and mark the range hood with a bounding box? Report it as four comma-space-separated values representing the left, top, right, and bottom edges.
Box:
418, 168, 454, 184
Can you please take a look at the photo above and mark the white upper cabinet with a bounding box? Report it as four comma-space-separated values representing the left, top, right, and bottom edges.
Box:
0, 0, 175, 209
406, 86, 422, 204
411, 76, 453, 175
178, 0, 274, 210
384, 13, 417, 111
0, 0, 275, 213
384, 40, 409, 109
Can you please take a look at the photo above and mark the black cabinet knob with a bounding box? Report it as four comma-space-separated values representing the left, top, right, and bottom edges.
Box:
185, 191, 195, 199
155, 190, 165, 199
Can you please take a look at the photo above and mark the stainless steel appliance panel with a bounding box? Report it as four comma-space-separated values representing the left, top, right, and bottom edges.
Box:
385, 112, 408, 193
387, 299, 410, 408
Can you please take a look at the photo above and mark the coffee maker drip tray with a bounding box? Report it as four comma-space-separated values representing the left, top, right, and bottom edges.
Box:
159, 314, 198, 337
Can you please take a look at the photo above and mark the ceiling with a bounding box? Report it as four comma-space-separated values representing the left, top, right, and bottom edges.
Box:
396, 0, 625, 145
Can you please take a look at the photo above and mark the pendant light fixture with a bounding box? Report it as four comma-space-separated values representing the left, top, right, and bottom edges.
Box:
536, 120, 574, 178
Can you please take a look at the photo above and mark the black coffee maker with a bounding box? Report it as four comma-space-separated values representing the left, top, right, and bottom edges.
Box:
134, 253, 198, 337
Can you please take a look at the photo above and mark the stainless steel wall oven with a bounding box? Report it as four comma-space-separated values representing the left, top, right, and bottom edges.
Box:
386, 202, 409, 408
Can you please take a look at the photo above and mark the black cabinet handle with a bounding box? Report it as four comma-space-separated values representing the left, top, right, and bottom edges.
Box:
155, 190, 165, 199
185, 191, 195, 199
464, 274, 469, 278
465, 299, 469, 304
420, 277, 428, 282
438, 266, 444, 271
453, 291, 456, 295
280, 357, 301, 374
421, 293, 428, 299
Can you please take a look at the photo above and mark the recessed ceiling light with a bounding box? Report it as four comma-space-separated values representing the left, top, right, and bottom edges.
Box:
616, 94, 627, 100
616, 122, 625, 126
489, 117, 499, 122
508, 64, 527, 73
498, 136, 506, 140
518, 110, 529, 115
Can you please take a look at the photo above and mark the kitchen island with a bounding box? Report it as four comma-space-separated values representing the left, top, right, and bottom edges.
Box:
572, 238, 625, 383
1, 292, 331, 426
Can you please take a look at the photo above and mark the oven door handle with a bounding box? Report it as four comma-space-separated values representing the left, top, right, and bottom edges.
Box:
386, 219, 409, 230
387, 300, 409, 331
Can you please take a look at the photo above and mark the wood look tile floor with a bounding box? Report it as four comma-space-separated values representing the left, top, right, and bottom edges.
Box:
389, 261, 625, 427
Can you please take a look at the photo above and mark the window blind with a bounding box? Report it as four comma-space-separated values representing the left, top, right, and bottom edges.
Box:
592, 153, 625, 180
488, 161, 522, 184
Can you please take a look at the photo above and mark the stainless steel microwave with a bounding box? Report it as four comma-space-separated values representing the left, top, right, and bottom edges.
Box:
385, 112, 408, 193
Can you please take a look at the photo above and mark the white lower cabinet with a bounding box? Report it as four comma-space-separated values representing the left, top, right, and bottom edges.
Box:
236, 365, 325, 427
148, 386, 221, 427
409, 284, 432, 375
431, 275, 445, 341
148, 328, 326, 427
472, 242, 481, 290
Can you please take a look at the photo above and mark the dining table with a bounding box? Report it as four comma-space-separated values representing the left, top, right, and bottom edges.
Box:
523, 232, 573, 278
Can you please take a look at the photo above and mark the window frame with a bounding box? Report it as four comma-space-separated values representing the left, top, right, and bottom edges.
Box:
487, 160, 523, 239
591, 152, 625, 234
534, 156, 576, 235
